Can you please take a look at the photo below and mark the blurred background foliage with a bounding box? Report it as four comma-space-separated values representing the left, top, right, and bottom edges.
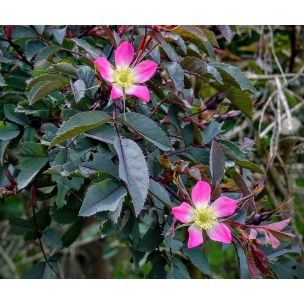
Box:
0, 25, 303, 279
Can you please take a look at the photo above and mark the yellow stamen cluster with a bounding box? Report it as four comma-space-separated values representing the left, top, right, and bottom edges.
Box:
113, 67, 135, 88
194, 207, 217, 230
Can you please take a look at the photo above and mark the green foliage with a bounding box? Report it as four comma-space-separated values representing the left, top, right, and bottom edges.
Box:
19, 142, 48, 172
114, 137, 149, 216
80, 180, 127, 216
50, 111, 111, 147
119, 112, 172, 151
0, 25, 302, 279
0, 121, 19, 140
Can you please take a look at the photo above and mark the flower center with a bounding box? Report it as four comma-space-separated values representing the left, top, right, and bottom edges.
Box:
194, 207, 217, 230
113, 68, 135, 88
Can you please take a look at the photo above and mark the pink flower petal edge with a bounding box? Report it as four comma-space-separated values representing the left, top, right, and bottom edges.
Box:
172, 202, 194, 223
125, 85, 150, 102
188, 224, 204, 248
206, 222, 232, 244
94, 57, 114, 82
133, 60, 158, 83
110, 84, 123, 99
191, 181, 211, 208
115, 41, 134, 68
210, 196, 237, 218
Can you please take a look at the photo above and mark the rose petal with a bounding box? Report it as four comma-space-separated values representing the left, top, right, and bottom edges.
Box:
110, 84, 123, 99
133, 60, 158, 83
94, 57, 114, 82
206, 222, 232, 244
115, 41, 134, 68
210, 196, 237, 218
125, 84, 150, 102
191, 181, 211, 208
188, 224, 204, 248
172, 202, 195, 223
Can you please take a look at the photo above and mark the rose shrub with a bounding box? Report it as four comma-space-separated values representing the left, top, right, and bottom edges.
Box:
0, 25, 302, 279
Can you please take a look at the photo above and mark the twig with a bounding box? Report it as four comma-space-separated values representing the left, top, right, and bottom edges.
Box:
259, 100, 304, 138
30, 185, 62, 279
275, 77, 292, 132
60, 47, 93, 63
268, 26, 287, 85
245, 72, 304, 80
0, 242, 19, 278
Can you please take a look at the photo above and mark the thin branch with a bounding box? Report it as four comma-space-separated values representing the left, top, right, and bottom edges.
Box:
268, 26, 287, 85
259, 100, 304, 138
30, 185, 62, 279
0, 37, 33, 68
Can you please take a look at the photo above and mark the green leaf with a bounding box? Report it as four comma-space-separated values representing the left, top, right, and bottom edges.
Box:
167, 257, 190, 279
113, 137, 149, 216
47, 62, 77, 77
210, 140, 225, 186
16, 171, 39, 189
25, 40, 45, 61
27, 74, 69, 90
29, 206, 51, 232
41, 227, 63, 249
12, 26, 37, 41
82, 167, 117, 183
79, 152, 118, 179
165, 237, 183, 253
172, 25, 208, 42
166, 62, 184, 91
200, 29, 219, 47
0, 75, 6, 86
52, 27, 66, 45
0, 140, 9, 165
50, 206, 79, 224
202, 119, 223, 144
160, 40, 179, 62
181, 56, 208, 77
4, 104, 30, 126
70, 79, 86, 102
172, 26, 217, 58
219, 140, 264, 174
77, 65, 96, 88
27, 262, 54, 279
35, 45, 60, 63
61, 219, 83, 247
217, 139, 246, 160
34, 25, 45, 35
209, 62, 256, 94
19, 142, 48, 172
233, 159, 264, 174
235, 245, 251, 279
50, 150, 84, 208
204, 63, 256, 119
50, 111, 111, 147
139, 225, 163, 252
211, 82, 254, 119
72, 38, 102, 60
147, 252, 167, 278
0, 121, 20, 140
28, 80, 66, 104
79, 180, 127, 217
149, 179, 173, 208
84, 124, 117, 144
183, 247, 211, 276
207, 65, 223, 84
119, 112, 171, 151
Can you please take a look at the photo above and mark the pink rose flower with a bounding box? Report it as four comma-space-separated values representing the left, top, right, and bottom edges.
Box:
94, 41, 157, 102
172, 181, 237, 248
